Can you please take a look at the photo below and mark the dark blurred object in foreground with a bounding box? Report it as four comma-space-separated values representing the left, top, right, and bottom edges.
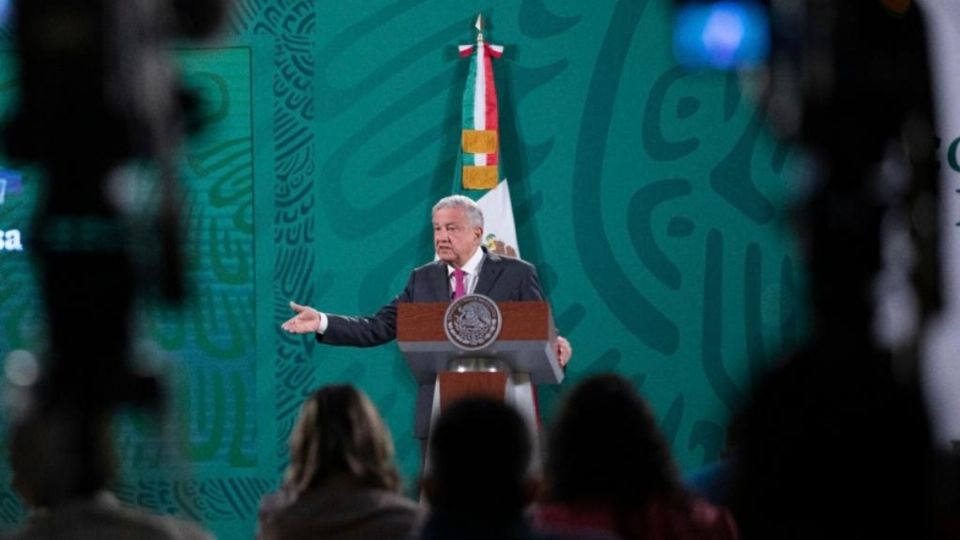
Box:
731, 344, 937, 539
673, 0, 940, 355
256, 385, 421, 540
2, 0, 228, 411
535, 374, 739, 540
672, 0, 949, 537
772, 0, 941, 356
7, 408, 214, 539
421, 398, 544, 540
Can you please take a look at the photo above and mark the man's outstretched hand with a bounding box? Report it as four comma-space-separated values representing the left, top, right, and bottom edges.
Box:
281, 301, 321, 334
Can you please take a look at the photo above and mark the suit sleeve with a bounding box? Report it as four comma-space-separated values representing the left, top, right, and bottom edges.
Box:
519, 261, 545, 301
519, 262, 561, 339
317, 273, 414, 347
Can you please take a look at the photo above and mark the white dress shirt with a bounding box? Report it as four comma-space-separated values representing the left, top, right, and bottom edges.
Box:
446, 245, 485, 298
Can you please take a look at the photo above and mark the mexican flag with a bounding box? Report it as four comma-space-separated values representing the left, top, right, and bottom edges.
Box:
456, 15, 521, 259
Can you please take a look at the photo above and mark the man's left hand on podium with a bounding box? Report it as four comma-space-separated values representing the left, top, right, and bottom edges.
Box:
557, 336, 572, 368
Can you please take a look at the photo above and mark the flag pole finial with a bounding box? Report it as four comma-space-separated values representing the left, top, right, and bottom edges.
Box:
475, 13, 484, 43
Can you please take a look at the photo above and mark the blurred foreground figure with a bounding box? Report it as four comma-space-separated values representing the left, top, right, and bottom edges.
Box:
7, 410, 213, 540
726, 0, 947, 538
534, 374, 738, 540
257, 385, 421, 540
731, 345, 937, 540
421, 398, 557, 540
3, 0, 228, 411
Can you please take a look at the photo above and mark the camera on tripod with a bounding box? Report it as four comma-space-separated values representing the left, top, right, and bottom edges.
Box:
1, 0, 228, 411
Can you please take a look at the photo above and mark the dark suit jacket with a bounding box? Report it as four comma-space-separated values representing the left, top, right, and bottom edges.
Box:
317, 247, 546, 436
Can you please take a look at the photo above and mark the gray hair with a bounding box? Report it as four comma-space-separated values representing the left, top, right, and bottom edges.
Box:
432, 195, 484, 229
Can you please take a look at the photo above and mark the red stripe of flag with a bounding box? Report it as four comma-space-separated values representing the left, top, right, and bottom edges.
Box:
483, 46, 498, 132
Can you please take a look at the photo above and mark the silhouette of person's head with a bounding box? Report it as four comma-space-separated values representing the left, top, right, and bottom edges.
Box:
544, 374, 685, 507
284, 385, 400, 496
423, 397, 534, 525
731, 345, 935, 539
9, 410, 115, 509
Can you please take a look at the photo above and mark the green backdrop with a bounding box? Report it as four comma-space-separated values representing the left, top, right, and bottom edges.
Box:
0, 1, 802, 538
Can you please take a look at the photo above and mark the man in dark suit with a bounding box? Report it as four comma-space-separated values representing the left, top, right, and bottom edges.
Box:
282, 195, 571, 437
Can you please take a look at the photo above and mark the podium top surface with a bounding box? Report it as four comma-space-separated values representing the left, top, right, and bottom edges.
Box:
396, 301, 563, 385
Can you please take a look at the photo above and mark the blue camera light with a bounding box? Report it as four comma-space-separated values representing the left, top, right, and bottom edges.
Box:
674, 1, 770, 70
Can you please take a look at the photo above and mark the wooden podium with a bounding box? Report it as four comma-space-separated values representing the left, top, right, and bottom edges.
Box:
397, 300, 564, 450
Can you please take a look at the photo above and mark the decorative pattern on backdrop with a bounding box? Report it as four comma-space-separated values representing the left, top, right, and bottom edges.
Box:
247, 1, 321, 481
564, 1, 799, 457
117, 44, 277, 536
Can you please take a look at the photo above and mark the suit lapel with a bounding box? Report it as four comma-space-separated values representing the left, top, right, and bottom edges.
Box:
474, 249, 503, 297
427, 261, 451, 301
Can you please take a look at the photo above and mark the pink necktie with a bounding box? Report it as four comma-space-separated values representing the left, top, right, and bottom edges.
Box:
453, 268, 466, 299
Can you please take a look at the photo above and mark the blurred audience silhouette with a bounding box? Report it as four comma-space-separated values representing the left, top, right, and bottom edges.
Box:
729, 343, 944, 540
420, 397, 555, 540
256, 385, 422, 540
6, 409, 213, 540
533, 374, 738, 540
